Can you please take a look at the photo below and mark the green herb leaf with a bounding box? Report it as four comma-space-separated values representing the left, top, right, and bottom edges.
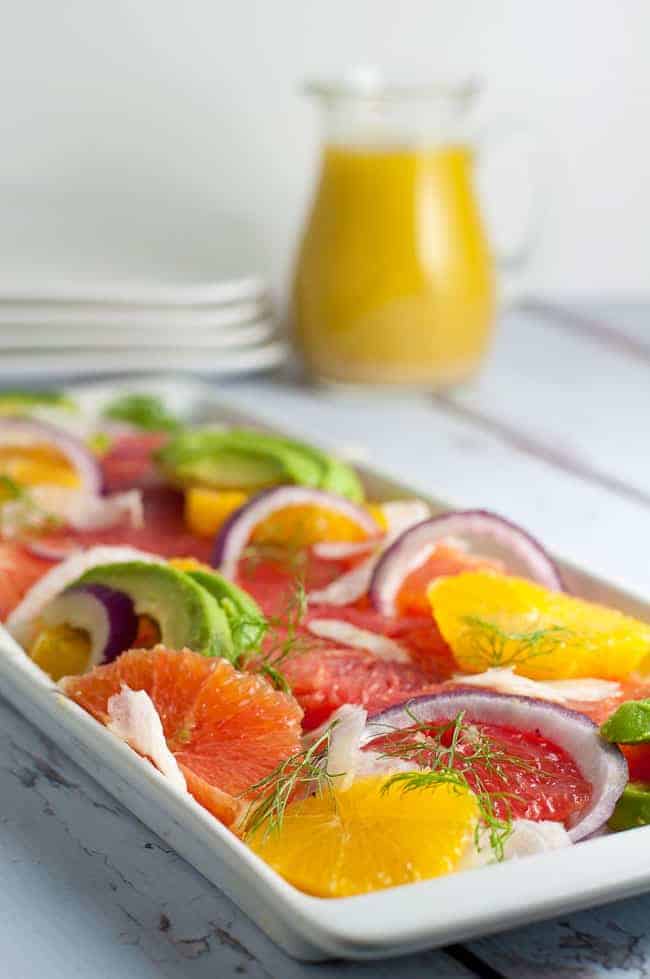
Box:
373, 710, 550, 861
242, 724, 337, 839
459, 615, 574, 671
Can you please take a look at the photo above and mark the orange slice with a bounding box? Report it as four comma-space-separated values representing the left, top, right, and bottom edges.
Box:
0, 445, 81, 488
430, 571, 650, 681
248, 776, 478, 897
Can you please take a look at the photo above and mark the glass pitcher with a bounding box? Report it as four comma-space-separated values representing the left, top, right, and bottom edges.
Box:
290, 74, 533, 389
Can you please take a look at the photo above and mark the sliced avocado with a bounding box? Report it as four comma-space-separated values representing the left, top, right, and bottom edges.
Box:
601, 700, 650, 744
319, 456, 364, 502
73, 562, 233, 659
265, 434, 365, 503
0, 390, 77, 415
103, 393, 181, 433
609, 781, 650, 831
157, 427, 364, 501
157, 429, 323, 491
187, 569, 267, 658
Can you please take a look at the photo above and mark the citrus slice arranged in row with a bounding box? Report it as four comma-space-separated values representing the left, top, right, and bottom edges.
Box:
248, 776, 478, 898
430, 571, 650, 681
61, 646, 303, 826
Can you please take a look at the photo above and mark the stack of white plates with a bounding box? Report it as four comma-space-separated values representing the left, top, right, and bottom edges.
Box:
0, 277, 288, 378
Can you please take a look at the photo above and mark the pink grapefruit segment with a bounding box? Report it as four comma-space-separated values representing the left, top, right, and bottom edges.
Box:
61, 646, 303, 825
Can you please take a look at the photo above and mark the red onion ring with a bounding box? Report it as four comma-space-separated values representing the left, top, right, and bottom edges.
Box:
212, 486, 379, 579
362, 690, 627, 842
0, 417, 102, 495
369, 509, 565, 616
43, 583, 138, 665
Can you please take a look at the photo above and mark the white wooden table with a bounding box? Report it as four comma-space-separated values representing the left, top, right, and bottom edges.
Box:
2, 299, 650, 978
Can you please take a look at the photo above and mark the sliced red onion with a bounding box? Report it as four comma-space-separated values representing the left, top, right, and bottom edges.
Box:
362, 690, 628, 842
6, 545, 164, 647
369, 509, 565, 616
212, 486, 379, 579
308, 499, 430, 606
312, 500, 430, 561
307, 618, 410, 663
42, 583, 138, 665
0, 417, 102, 495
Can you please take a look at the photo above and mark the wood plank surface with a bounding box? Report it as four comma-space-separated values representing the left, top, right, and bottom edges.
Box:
3, 300, 650, 978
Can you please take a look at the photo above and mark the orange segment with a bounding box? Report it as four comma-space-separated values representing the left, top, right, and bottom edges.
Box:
30, 624, 92, 681
185, 488, 248, 538
430, 571, 650, 681
60, 646, 303, 826
185, 487, 382, 547
252, 503, 374, 550
0, 446, 81, 488
249, 777, 479, 897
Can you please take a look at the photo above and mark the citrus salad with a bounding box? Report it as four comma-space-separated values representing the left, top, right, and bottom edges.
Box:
2, 389, 650, 899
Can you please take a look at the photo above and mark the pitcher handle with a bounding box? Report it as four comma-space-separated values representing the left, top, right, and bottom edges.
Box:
474, 117, 543, 308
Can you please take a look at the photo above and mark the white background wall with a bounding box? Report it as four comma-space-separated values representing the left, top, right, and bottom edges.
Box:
0, 0, 648, 299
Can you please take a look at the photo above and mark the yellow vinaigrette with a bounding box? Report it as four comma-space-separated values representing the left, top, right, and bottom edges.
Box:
248, 776, 478, 898
429, 571, 650, 681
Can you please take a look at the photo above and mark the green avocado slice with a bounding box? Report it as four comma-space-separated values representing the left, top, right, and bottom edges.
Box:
265, 434, 365, 503
102, 393, 182, 433
609, 781, 650, 831
0, 390, 77, 414
156, 427, 364, 501
186, 569, 267, 658
601, 700, 650, 744
73, 562, 232, 658
157, 429, 320, 491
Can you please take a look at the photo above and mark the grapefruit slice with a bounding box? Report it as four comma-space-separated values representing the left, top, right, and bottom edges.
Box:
101, 432, 167, 493
396, 542, 502, 615
61, 646, 303, 825
0, 541, 55, 619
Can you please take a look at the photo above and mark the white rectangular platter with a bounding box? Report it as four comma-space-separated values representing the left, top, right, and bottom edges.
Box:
2, 374, 650, 962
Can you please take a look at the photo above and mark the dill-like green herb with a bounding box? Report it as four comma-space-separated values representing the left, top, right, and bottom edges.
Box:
242, 724, 337, 839
375, 710, 547, 861
235, 578, 320, 692
459, 615, 574, 671
241, 539, 309, 579
0, 475, 24, 501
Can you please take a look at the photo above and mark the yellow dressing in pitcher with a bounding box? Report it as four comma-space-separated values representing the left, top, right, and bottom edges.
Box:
291, 144, 496, 387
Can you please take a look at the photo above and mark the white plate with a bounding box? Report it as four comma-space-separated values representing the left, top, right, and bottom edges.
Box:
2, 375, 649, 962
0, 343, 287, 377
0, 319, 277, 350
0, 299, 268, 330
0, 278, 267, 308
